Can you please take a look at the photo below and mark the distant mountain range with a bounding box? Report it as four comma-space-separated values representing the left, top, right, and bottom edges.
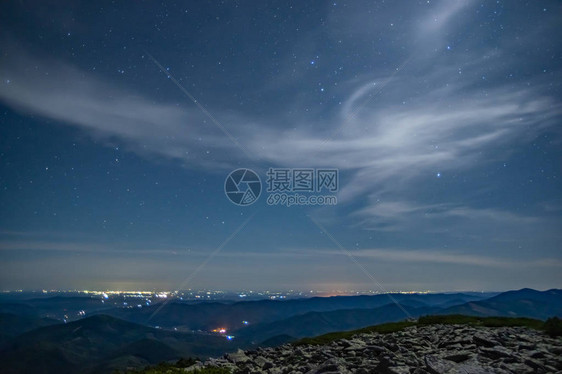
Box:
94, 291, 492, 331
439, 288, 562, 320
0, 312, 59, 345
0, 314, 234, 374
0, 288, 560, 373
232, 289, 562, 346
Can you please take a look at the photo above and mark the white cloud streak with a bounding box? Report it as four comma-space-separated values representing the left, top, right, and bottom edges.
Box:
0, 53, 238, 169
2, 237, 561, 271
1, 0, 560, 236
295, 247, 562, 270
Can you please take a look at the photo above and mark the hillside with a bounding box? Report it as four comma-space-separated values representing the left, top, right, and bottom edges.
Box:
233, 304, 433, 344
441, 289, 562, 320
0, 314, 237, 374
95, 292, 490, 331
176, 317, 562, 374
0, 313, 60, 345
230, 289, 562, 345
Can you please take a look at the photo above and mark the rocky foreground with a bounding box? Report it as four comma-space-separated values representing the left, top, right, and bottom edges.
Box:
189, 324, 562, 374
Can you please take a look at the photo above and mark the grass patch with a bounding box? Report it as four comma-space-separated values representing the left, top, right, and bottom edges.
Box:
293, 314, 552, 347
293, 321, 416, 346
418, 315, 544, 329
544, 317, 562, 337
191, 368, 231, 374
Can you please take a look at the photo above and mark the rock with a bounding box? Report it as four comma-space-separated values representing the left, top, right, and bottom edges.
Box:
499, 362, 535, 374
254, 356, 273, 369
425, 354, 455, 374
343, 339, 367, 351
473, 334, 500, 348
479, 346, 514, 359
366, 344, 387, 354
455, 358, 498, 374
411, 369, 430, 374
518, 343, 536, 350
339, 339, 353, 348
528, 350, 546, 359
523, 358, 545, 371
188, 324, 561, 374
443, 351, 473, 363
312, 358, 351, 374
184, 363, 205, 372
548, 346, 562, 355
439, 339, 472, 348
387, 366, 411, 374
227, 348, 250, 363
387, 343, 400, 352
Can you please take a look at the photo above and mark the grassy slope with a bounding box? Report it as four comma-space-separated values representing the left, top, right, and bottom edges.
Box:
293, 314, 546, 346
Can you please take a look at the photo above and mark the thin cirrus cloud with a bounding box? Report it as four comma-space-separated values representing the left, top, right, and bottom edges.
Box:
2, 236, 559, 271
305, 247, 562, 269
0, 52, 239, 169
349, 199, 552, 247
1, 50, 560, 225
252, 80, 559, 198
1, 48, 559, 173
1, 0, 560, 233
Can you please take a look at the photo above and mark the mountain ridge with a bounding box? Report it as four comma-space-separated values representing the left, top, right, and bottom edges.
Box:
0, 288, 560, 373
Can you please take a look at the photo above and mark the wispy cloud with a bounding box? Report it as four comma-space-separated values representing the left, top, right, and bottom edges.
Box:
301, 247, 562, 269
1, 0, 560, 244
2, 45, 559, 178
353, 200, 542, 232
0, 51, 239, 169
0, 239, 194, 256
3, 235, 560, 270
2, 45, 560, 240
416, 0, 473, 39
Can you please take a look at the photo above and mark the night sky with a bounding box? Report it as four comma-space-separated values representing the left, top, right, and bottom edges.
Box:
1, 1, 561, 292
